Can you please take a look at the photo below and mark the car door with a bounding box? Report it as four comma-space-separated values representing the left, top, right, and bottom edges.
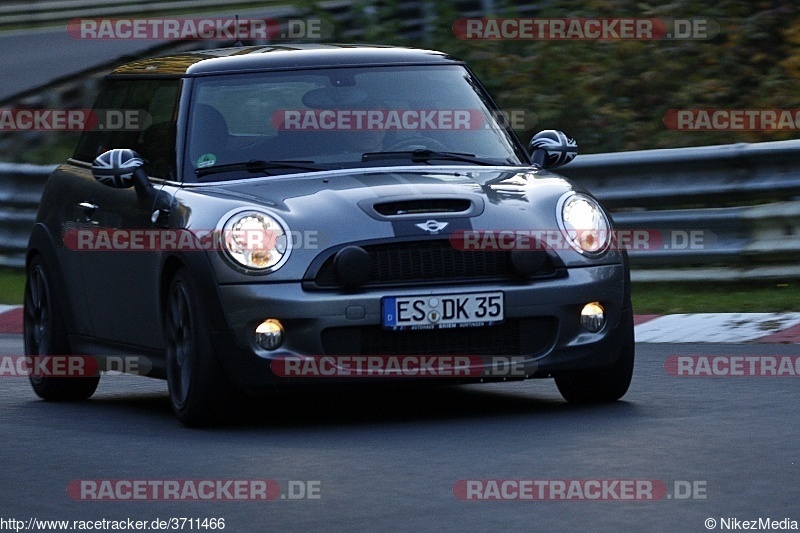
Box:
68, 78, 179, 349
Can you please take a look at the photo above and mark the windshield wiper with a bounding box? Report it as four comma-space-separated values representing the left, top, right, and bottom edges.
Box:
361, 149, 499, 166
195, 159, 322, 178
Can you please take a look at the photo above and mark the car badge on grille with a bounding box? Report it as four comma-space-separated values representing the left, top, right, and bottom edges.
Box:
415, 219, 449, 234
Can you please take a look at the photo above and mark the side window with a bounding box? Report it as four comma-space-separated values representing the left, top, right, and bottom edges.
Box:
73, 78, 180, 179
73, 80, 128, 163
132, 81, 179, 179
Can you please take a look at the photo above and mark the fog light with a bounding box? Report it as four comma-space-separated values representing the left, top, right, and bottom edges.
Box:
580, 302, 605, 333
255, 319, 284, 350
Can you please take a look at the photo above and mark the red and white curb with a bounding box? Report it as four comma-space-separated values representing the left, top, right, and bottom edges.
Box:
0, 305, 22, 335
634, 313, 800, 343
0, 306, 799, 342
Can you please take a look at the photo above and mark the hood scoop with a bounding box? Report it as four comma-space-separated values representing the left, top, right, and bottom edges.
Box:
373, 198, 473, 217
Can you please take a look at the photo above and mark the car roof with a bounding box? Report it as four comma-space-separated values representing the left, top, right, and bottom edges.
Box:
109, 44, 463, 77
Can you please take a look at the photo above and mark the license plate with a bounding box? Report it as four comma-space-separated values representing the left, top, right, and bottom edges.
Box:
382, 291, 504, 330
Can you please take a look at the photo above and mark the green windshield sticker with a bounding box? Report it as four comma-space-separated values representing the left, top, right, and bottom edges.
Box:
196, 153, 217, 168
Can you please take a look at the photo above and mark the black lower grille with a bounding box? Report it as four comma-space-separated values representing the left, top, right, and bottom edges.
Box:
321, 318, 557, 357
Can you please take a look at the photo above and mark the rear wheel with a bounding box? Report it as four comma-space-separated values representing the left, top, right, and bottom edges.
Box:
24, 256, 99, 401
554, 311, 635, 403
164, 268, 238, 426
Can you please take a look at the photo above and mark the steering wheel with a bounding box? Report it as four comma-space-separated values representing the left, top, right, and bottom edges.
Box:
385, 136, 449, 152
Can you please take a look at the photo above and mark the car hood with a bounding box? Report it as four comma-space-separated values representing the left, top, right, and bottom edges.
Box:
192, 165, 579, 231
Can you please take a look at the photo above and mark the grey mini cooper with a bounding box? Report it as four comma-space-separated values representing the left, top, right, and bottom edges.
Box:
25, 44, 633, 425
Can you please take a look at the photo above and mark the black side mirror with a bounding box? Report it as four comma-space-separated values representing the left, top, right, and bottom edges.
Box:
529, 130, 578, 169
91, 148, 153, 200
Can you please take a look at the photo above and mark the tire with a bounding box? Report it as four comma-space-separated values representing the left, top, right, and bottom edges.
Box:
24, 256, 100, 401
554, 310, 635, 403
164, 268, 238, 427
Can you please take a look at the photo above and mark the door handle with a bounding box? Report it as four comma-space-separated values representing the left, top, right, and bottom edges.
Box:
79, 202, 99, 221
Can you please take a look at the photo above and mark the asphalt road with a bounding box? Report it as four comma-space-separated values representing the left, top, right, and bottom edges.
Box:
0, 5, 298, 104
0, 27, 170, 103
0, 334, 798, 532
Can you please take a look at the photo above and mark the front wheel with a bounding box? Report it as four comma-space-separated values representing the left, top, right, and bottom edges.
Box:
24, 256, 99, 401
164, 268, 238, 426
553, 311, 635, 403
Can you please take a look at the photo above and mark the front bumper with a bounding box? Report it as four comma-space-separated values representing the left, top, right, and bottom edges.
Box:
210, 264, 631, 389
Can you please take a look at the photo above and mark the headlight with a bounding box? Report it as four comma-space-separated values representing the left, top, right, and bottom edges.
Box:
558, 192, 611, 256
219, 209, 291, 273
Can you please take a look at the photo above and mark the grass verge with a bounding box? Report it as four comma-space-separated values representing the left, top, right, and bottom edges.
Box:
0, 268, 24, 305
632, 281, 800, 314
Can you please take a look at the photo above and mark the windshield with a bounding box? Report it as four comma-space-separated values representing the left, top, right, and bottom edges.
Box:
184, 65, 527, 181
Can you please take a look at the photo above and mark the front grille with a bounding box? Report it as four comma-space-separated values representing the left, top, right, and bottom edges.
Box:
310, 239, 557, 289
321, 318, 557, 357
